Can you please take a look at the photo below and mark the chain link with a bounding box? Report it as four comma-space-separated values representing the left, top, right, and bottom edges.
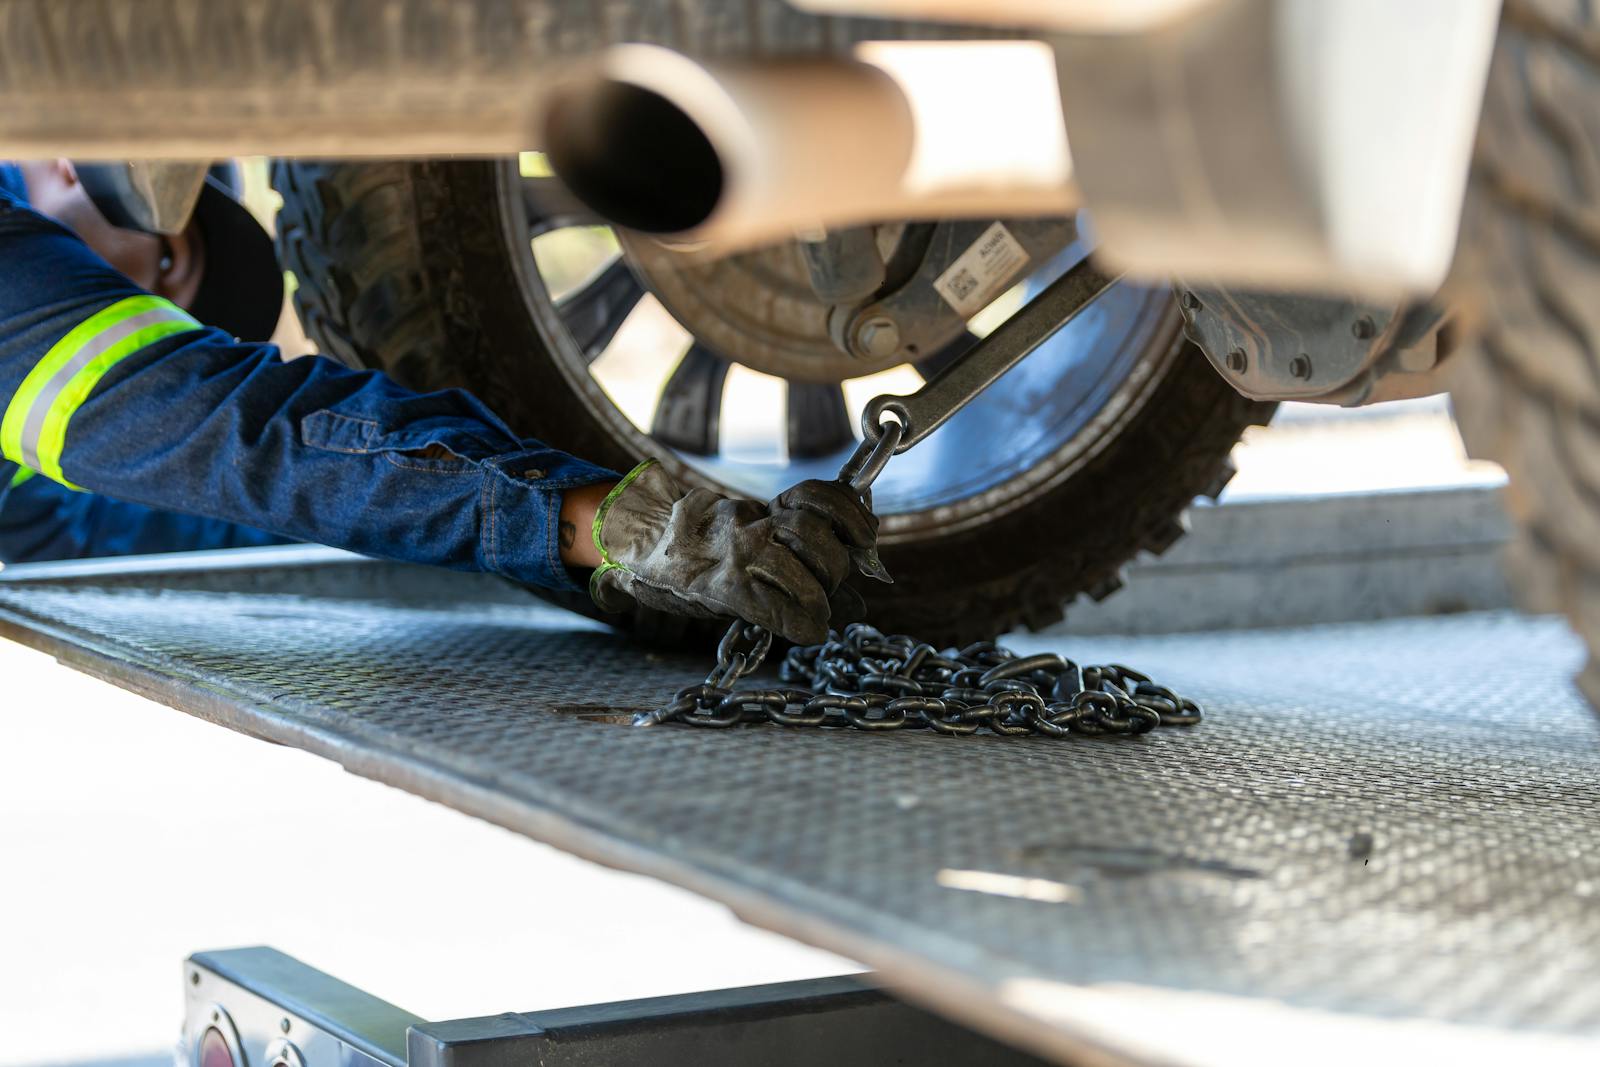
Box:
635, 401, 1198, 740
637, 622, 1202, 738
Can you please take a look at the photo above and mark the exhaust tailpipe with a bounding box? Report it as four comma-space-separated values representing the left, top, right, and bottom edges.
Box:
540, 42, 1077, 251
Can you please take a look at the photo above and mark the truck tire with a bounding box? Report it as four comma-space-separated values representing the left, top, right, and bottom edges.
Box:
274, 159, 1273, 646
1450, 0, 1600, 707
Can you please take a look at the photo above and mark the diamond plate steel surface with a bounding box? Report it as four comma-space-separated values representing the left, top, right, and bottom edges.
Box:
1, 549, 1597, 1065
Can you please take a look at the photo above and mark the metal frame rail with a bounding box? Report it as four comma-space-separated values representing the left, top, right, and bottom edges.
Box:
185, 947, 1048, 1067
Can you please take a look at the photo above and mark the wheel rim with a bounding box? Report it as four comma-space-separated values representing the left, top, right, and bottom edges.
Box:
499, 158, 1186, 544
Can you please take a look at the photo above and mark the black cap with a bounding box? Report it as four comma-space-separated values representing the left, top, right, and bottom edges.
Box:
187, 175, 285, 343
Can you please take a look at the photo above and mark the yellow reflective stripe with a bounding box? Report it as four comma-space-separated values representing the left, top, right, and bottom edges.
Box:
0, 296, 199, 488
35, 318, 198, 487
2, 297, 168, 463
9, 466, 34, 488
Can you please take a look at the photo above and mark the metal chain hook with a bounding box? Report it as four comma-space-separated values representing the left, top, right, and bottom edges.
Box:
838, 413, 904, 495
637, 409, 908, 728
639, 263, 1204, 738
640, 438, 1206, 738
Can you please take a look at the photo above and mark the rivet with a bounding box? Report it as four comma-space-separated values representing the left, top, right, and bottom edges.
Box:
1225, 348, 1247, 374
1289, 355, 1313, 380
280, 1018, 291, 1034
1352, 316, 1376, 340
1180, 291, 1201, 311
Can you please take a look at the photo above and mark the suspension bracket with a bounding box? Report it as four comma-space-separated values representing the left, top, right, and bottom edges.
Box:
862, 258, 1121, 451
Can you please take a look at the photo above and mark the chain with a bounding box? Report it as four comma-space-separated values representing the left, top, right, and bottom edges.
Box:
636, 403, 1201, 739
637, 620, 1202, 738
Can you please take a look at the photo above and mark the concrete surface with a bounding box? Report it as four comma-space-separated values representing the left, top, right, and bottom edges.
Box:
1057, 484, 1514, 634
0, 639, 849, 1067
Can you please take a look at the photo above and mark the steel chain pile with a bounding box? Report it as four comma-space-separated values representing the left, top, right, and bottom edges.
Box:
637, 390, 1200, 739
637, 621, 1202, 737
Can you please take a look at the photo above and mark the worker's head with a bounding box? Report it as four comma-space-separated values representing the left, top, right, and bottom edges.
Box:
18, 159, 284, 342
20, 159, 204, 301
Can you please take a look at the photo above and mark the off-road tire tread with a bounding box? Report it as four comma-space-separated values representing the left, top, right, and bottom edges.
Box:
1451, 0, 1600, 702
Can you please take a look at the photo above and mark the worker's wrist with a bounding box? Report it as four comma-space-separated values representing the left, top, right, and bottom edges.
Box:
477, 452, 617, 592
559, 479, 616, 570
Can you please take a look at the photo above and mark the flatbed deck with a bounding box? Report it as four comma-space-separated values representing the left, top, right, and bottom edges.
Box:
2, 545, 1596, 1066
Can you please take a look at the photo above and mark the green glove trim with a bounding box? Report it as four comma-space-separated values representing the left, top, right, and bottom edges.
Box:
587, 460, 657, 600
588, 560, 623, 602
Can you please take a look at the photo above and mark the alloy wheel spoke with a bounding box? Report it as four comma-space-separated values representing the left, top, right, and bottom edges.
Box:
522, 175, 602, 237
651, 343, 731, 455
557, 259, 646, 363
785, 381, 856, 460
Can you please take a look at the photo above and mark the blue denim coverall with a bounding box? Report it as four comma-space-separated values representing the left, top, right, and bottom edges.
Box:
0, 163, 617, 590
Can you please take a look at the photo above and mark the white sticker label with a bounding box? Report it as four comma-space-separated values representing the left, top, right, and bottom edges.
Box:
933, 222, 1031, 318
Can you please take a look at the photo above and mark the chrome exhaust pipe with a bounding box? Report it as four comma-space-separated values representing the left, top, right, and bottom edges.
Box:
539, 42, 1077, 252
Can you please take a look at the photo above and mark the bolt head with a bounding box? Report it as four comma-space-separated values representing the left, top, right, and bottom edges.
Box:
855, 316, 901, 359
1352, 316, 1376, 340
1289, 355, 1313, 380
1225, 348, 1247, 374
280, 1019, 291, 1034
1180, 291, 1202, 311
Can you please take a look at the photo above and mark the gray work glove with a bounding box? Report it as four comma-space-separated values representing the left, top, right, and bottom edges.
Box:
589, 460, 877, 644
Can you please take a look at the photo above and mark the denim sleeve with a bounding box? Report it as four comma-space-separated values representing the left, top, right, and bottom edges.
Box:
0, 163, 27, 206
0, 191, 618, 590
0, 472, 291, 562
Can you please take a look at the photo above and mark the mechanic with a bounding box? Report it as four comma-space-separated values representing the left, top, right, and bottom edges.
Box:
0, 160, 874, 643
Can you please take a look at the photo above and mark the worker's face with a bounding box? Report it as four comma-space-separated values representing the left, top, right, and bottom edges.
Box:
18, 160, 205, 308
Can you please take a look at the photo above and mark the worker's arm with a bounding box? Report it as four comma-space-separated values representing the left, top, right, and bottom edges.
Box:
0, 189, 615, 590
0, 473, 290, 561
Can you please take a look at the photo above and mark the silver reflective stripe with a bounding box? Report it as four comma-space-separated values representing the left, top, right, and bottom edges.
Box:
17, 306, 180, 472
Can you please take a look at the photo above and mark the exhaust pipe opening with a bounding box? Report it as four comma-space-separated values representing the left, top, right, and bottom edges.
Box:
540, 43, 1076, 253
544, 81, 724, 234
